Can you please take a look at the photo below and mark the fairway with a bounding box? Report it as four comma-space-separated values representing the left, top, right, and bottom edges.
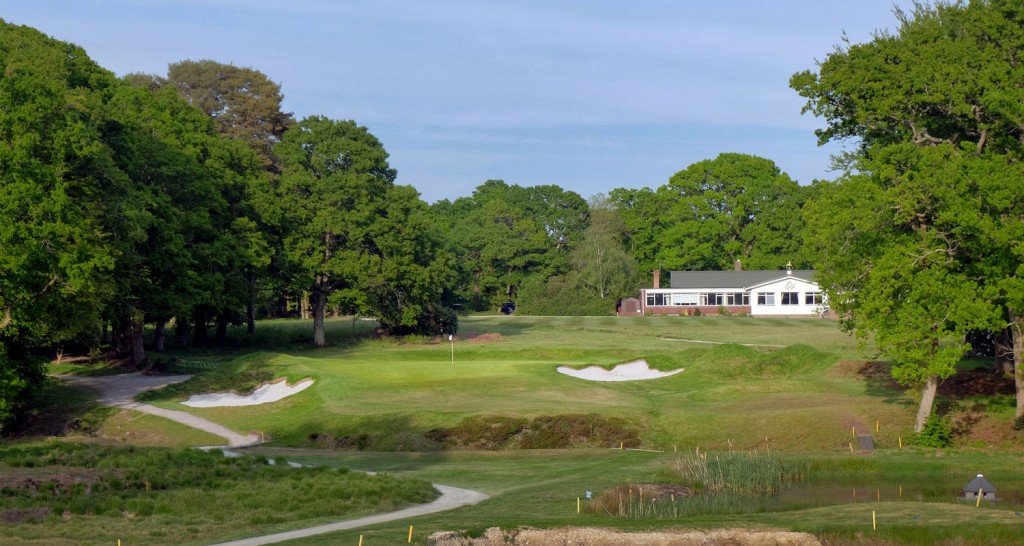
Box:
9, 315, 1023, 545
142, 315, 910, 452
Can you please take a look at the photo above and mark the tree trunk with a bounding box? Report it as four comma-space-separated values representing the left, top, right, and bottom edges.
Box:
301, 291, 311, 320
193, 307, 208, 345
153, 320, 166, 353
174, 317, 190, 347
914, 375, 940, 432
1011, 312, 1024, 419
246, 299, 256, 335
214, 314, 229, 345
130, 317, 146, 368
995, 327, 1014, 375
312, 278, 327, 347
114, 316, 131, 356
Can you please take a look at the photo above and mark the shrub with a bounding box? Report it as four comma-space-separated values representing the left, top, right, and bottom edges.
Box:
1013, 415, 1024, 432
380, 303, 458, 336
914, 414, 953, 447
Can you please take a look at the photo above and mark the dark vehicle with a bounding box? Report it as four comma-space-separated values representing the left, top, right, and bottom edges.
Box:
500, 301, 516, 315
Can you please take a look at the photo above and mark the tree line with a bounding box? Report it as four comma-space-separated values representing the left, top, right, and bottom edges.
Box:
3, 0, 1023, 435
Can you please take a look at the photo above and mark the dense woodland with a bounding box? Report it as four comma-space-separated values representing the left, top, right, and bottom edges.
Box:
2, 1, 1023, 434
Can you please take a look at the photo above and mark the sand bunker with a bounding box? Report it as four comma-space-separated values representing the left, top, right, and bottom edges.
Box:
556, 359, 683, 382
181, 378, 314, 407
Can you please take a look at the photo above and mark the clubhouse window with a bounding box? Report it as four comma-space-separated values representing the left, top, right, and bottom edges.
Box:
647, 293, 669, 306
756, 292, 775, 305
701, 292, 724, 306
805, 292, 823, 305
726, 292, 749, 305
781, 292, 800, 305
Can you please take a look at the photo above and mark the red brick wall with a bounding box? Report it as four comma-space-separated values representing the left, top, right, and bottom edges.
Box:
644, 305, 751, 316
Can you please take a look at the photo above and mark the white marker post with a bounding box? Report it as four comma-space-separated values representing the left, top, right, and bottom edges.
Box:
449, 334, 454, 363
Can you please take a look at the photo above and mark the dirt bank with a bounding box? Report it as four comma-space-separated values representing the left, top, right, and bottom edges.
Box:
428, 526, 821, 546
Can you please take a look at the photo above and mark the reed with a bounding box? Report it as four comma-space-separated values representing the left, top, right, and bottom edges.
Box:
671, 449, 805, 495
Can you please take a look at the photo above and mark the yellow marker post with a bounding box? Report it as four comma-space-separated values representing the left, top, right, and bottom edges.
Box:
872, 510, 877, 531
358, 535, 363, 546
852, 426, 856, 437
577, 497, 581, 514
876, 488, 880, 502
977, 488, 984, 507
849, 442, 854, 453
408, 525, 414, 543
876, 420, 879, 432
898, 436, 902, 449
620, 442, 624, 450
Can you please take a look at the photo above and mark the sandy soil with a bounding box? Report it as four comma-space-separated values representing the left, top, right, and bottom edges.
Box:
182, 378, 314, 407
428, 526, 821, 546
556, 359, 683, 382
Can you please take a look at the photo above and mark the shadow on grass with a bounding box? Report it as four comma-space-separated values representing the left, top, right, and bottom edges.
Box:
6, 380, 114, 438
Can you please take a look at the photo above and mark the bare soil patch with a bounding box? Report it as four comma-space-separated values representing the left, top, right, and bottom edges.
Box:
458, 332, 504, 343
428, 526, 821, 546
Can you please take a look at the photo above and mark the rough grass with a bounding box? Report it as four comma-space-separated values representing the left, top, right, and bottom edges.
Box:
0, 441, 436, 546
20, 315, 1024, 545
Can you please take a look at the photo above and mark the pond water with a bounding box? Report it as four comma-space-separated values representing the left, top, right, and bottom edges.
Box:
776, 482, 1024, 508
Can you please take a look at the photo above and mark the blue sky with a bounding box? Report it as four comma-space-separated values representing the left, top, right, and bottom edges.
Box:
2, 1, 914, 203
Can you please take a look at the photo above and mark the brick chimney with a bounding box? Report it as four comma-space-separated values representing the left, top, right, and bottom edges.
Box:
653, 270, 661, 288
734, 259, 742, 271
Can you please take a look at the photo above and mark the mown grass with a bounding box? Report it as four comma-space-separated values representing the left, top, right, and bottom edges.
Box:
126, 315, 909, 453
19, 315, 1024, 545
237, 447, 1024, 546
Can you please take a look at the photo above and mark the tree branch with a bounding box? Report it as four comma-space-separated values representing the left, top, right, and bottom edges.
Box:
0, 308, 10, 330
909, 121, 953, 146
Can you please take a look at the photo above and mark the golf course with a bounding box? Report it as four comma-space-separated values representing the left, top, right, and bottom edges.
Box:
2, 315, 1022, 545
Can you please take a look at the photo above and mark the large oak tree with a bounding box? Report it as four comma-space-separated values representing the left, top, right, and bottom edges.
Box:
792, 0, 1024, 426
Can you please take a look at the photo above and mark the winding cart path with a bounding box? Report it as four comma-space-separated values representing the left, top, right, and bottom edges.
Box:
56, 372, 489, 545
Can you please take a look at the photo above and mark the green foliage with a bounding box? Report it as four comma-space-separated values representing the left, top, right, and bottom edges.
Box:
792, 1, 1024, 427
276, 117, 452, 345
913, 414, 953, 448
161, 59, 295, 171
380, 302, 458, 337
516, 274, 617, 316
1013, 415, 1024, 432
610, 154, 809, 274
431, 180, 588, 311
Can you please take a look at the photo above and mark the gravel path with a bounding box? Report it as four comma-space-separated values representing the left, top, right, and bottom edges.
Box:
57, 372, 261, 447
209, 485, 489, 546
56, 372, 490, 544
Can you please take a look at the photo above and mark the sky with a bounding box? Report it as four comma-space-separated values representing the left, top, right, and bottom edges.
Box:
2, 1, 915, 203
